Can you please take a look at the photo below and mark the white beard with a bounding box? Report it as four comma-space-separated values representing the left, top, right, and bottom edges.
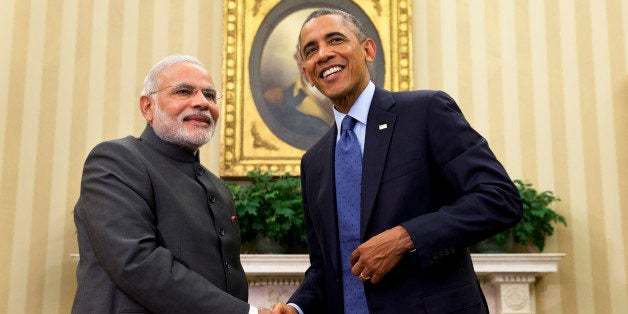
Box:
151, 101, 215, 150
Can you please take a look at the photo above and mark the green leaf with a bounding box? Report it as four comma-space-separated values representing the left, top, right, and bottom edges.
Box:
228, 170, 306, 249
509, 180, 567, 252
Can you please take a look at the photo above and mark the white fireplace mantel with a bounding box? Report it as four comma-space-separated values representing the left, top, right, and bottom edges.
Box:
241, 253, 565, 314
242, 253, 564, 276
70, 253, 564, 313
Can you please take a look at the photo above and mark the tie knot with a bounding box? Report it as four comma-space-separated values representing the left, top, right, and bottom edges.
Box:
341, 115, 357, 132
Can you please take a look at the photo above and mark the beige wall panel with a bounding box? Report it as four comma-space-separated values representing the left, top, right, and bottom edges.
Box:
485, 2, 506, 164
0, 0, 16, 184
469, 0, 490, 137
0, 0, 627, 313
544, 0, 575, 312
41, 0, 78, 311
2, 0, 31, 311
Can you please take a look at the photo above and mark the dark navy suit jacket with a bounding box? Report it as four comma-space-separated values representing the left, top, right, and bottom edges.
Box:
289, 87, 522, 313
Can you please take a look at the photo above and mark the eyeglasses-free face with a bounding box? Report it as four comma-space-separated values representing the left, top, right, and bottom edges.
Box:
299, 14, 376, 112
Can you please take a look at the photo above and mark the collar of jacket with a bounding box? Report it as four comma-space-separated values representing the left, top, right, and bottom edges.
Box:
140, 124, 199, 163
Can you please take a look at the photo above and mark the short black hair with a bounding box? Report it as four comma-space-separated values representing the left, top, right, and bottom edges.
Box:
298, 8, 368, 56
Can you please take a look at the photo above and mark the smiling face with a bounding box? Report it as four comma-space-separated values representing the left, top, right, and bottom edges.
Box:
299, 13, 376, 112
139, 62, 219, 150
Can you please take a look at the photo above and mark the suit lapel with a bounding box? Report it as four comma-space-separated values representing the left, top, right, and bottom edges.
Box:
308, 126, 342, 273
312, 88, 396, 269
361, 88, 396, 239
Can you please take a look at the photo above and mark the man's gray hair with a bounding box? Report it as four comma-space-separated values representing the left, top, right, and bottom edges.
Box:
141, 55, 204, 97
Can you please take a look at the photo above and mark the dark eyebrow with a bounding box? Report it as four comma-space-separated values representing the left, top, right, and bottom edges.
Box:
326, 32, 348, 40
301, 31, 349, 55
301, 40, 316, 55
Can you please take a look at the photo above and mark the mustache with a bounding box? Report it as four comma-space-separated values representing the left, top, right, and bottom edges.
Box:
181, 110, 214, 123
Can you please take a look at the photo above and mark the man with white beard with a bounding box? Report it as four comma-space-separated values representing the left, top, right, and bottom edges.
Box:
72, 55, 269, 314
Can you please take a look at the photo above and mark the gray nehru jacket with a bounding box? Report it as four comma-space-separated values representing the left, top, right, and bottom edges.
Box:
72, 125, 249, 313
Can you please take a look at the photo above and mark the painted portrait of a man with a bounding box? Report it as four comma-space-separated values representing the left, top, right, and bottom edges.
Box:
249, 2, 385, 151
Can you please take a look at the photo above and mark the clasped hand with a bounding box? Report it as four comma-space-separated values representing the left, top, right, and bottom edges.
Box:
266, 227, 413, 313
270, 303, 297, 314
349, 225, 414, 284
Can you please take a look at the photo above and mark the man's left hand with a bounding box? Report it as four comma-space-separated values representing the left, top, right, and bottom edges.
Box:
350, 225, 414, 284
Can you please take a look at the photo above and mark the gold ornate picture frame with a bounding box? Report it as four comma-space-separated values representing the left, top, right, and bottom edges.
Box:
220, 0, 412, 177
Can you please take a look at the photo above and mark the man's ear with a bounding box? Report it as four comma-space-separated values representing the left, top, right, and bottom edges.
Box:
139, 95, 154, 124
302, 65, 315, 87
363, 38, 376, 63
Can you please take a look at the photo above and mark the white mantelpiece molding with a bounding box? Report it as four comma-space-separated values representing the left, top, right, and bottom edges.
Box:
241, 253, 565, 314
70, 253, 564, 313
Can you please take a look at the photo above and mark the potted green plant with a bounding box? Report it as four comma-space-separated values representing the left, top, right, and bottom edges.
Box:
472, 179, 567, 253
228, 170, 307, 254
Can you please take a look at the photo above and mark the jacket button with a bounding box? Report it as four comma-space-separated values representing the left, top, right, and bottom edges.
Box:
209, 194, 217, 203
225, 261, 231, 269
195, 166, 205, 175
219, 228, 225, 236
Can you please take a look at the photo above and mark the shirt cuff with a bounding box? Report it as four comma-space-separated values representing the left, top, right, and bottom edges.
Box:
287, 303, 304, 314
249, 305, 258, 314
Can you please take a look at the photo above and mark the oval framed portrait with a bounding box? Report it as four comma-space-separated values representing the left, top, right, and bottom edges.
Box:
221, 0, 413, 177
248, 1, 385, 151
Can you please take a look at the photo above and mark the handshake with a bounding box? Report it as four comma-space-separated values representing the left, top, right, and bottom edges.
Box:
258, 303, 298, 314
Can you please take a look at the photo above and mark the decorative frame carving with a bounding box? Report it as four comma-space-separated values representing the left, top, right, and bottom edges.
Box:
221, 0, 413, 177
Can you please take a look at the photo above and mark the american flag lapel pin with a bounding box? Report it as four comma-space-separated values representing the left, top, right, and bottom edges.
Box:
378, 123, 388, 130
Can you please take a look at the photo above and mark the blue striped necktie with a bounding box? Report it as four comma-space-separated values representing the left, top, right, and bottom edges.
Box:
335, 115, 368, 313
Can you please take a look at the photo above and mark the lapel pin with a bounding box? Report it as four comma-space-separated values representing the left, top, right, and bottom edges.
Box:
378, 124, 388, 130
